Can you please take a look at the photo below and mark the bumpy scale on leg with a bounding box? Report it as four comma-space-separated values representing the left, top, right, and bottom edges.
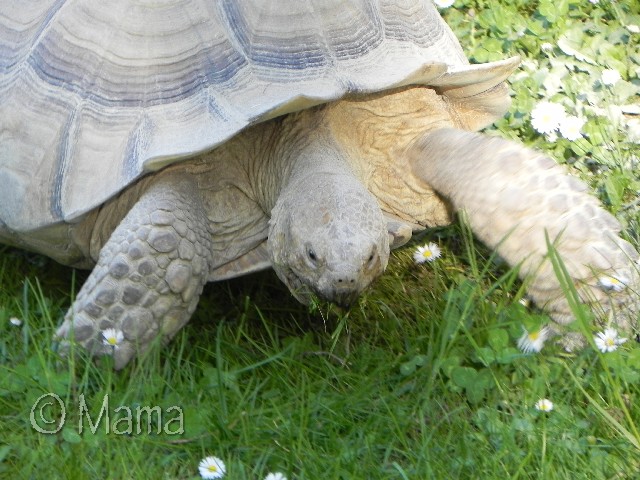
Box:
409, 128, 639, 345
56, 175, 212, 369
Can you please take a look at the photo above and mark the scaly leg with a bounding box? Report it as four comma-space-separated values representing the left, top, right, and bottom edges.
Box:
408, 128, 638, 345
56, 174, 212, 368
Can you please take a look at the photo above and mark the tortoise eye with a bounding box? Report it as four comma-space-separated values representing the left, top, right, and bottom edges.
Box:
367, 247, 377, 266
308, 249, 317, 262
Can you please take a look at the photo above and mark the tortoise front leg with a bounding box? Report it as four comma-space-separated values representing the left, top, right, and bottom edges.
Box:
407, 128, 639, 345
56, 175, 213, 369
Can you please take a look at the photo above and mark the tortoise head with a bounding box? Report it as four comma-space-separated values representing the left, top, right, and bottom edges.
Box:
268, 173, 389, 308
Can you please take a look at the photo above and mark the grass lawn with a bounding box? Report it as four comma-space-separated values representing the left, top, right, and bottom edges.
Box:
1, 1, 639, 478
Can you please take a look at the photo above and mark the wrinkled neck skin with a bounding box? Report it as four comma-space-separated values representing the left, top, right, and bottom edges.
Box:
267, 111, 389, 307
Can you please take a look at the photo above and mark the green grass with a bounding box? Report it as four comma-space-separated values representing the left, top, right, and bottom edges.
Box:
1, 1, 640, 479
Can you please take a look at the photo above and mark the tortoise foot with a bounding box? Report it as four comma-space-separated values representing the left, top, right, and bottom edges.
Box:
55, 176, 212, 369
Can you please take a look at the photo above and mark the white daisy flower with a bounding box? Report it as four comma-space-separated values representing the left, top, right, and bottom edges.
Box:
589, 0, 599, 4
627, 25, 640, 34
433, 0, 455, 7
9, 317, 22, 327
531, 102, 566, 135
101, 328, 124, 349
542, 73, 563, 96
264, 473, 287, 480
559, 115, 585, 141
594, 328, 627, 353
540, 42, 554, 52
517, 326, 550, 354
601, 69, 621, 86
626, 118, 640, 143
413, 242, 442, 264
545, 131, 559, 143
535, 398, 554, 412
199, 456, 226, 479
597, 275, 628, 292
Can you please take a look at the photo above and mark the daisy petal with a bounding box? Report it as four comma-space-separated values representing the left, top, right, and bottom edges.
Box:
199, 456, 226, 479
433, 0, 455, 7
413, 242, 442, 264
601, 69, 621, 86
101, 328, 125, 349
558, 115, 585, 141
517, 326, 550, 354
531, 101, 566, 135
9, 317, 23, 327
535, 398, 554, 412
264, 473, 287, 480
594, 328, 627, 353
597, 275, 628, 292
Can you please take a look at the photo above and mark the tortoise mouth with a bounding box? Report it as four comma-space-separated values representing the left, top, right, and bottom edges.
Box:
277, 266, 361, 309
276, 265, 316, 305
317, 286, 361, 309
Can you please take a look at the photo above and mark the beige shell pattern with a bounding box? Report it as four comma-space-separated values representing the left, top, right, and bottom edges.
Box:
0, 0, 519, 234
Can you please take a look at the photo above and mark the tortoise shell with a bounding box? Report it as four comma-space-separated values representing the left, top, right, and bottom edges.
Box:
0, 0, 517, 233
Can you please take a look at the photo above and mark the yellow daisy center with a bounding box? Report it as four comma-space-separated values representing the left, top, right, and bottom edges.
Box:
528, 331, 540, 341
107, 337, 117, 345
422, 250, 433, 258
605, 338, 615, 347
208, 466, 218, 472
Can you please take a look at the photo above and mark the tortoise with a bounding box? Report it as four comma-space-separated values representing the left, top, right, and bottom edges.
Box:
1, 0, 637, 369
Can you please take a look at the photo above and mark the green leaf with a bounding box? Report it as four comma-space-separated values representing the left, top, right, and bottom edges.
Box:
439, 356, 462, 378
0, 445, 11, 463
475, 38, 504, 62
557, 29, 597, 64
413, 355, 427, 367
612, 80, 640, 102
451, 366, 478, 389
62, 427, 82, 444
497, 348, 522, 364
488, 329, 509, 351
475, 347, 496, 367
466, 382, 486, 404
626, 348, 640, 365
181, 406, 209, 436
526, 20, 547, 37
538, 0, 569, 23
466, 369, 493, 404
400, 362, 416, 377
604, 173, 630, 210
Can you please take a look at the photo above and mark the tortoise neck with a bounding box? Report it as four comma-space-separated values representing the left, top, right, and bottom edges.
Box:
267, 107, 384, 240
283, 125, 357, 190
254, 108, 362, 214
